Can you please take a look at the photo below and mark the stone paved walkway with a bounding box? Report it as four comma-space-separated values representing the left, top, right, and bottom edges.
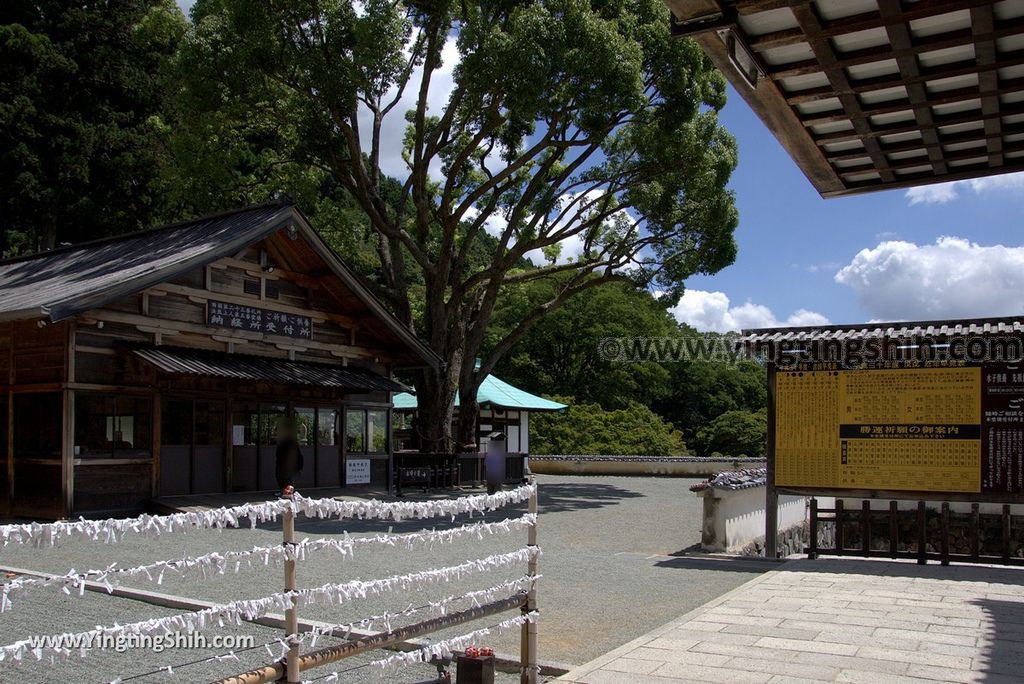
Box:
559, 557, 1024, 683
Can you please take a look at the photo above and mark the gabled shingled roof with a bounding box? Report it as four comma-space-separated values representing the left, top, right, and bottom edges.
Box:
0, 202, 442, 367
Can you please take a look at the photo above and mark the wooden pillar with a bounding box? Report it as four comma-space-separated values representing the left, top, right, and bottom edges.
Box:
225, 393, 234, 494
62, 322, 76, 518
940, 502, 951, 566
889, 501, 898, 559
151, 391, 162, 499
5, 392, 12, 514
861, 500, 871, 556
765, 364, 779, 559
917, 501, 927, 565
521, 478, 538, 684
283, 498, 299, 683
61, 389, 74, 518
808, 498, 818, 559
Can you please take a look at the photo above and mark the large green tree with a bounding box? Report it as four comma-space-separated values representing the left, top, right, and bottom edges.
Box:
174, 0, 739, 450
654, 348, 766, 440
489, 278, 677, 409
0, 0, 186, 255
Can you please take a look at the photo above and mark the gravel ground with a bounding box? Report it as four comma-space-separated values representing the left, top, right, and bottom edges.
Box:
0, 475, 767, 683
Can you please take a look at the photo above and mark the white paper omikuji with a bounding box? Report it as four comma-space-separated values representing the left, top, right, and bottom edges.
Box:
367, 611, 541, 674
0, 548, 541, 664
0, 483, 536, 548
93, 577, 538, 683
0, 514, 537, 611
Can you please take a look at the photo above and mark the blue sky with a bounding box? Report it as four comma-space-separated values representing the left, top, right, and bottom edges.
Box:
674, 85, 1024, 332
174, 2, 1024, 331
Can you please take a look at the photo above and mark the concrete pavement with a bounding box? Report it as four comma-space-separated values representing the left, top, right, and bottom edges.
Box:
560, 557, 1024, 684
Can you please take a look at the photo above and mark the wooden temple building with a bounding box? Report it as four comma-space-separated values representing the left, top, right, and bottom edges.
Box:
0, 202, 441, 519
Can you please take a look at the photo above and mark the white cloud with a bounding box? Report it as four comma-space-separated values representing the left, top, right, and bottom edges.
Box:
834, 237, 1024, 320
905, 171, 1024, 205
668, 289, 829, 333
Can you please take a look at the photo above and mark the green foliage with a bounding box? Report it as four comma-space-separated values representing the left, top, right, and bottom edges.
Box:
531, 397, 687, 456
654, 348, 767, 440
489, 279, 677, 409
0, 0, 187, 255
695, 408, 767, 458
171, 0, 740, 448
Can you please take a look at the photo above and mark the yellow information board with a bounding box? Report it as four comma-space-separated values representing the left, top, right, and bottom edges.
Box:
775, 366, 982, 493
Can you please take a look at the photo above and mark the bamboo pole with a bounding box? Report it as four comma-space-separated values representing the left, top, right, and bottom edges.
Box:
212, 593, 527, 684
521, 477, 538, 684
283, 498, 299, 684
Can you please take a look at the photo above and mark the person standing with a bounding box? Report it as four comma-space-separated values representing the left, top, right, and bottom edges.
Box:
275, 419, 304, 497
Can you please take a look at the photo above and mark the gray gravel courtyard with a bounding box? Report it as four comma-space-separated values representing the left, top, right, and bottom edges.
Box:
0, 474, 768, 683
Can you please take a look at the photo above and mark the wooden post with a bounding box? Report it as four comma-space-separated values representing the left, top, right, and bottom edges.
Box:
521, 478, 538, 684
917, 501, 927, 565
1002, 504, 1012, 565
861, 500, 871, 556
940, 502, 950, 566
835, 499, 844, 555
283, 498, 299, 684
765, 364, 779, 559
808, 498, 818, 559
216, 594, 526, 684
970, 503, 980, 561
889, 501, 898, 559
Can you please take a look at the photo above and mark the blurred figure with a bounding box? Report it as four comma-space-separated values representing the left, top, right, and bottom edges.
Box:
275, 418, 304, 497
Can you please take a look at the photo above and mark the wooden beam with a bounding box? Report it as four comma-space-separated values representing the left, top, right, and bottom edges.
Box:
836, 138, 1024, 175
799, 77, 1024, 127
878, 0, 947, 176
824, 120, 1024, 163
814, 99, 1024, 144
768, 10, 1021, 79
748, 0, 990, 50
791, 3, 894, 183
972, 3, 1004, 167
86, 309, 378, 361
146, 282, 359, 328
781, 47, 1024, 103
826, 158, 1024, 198
688, 29, 845, 194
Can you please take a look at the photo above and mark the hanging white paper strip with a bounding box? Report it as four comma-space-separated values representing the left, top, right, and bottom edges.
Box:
0, 514, 537, 611
104, 575, 540, 684
365, 611, 540, 675
0, 483, 536, 548
0, 547, 540, 663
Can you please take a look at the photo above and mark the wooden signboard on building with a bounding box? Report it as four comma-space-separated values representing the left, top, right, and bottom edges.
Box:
774, 362, 1024, 497
207, 301, 313, 340
738, 318, 1024, 506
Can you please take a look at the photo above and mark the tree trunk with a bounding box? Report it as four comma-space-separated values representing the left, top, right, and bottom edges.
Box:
455, 358, 483, 451
415, 367, 458, 453
456, 396, 480, 451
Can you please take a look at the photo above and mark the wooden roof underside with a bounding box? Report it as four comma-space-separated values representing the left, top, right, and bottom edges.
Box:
666, 0, 1024, 197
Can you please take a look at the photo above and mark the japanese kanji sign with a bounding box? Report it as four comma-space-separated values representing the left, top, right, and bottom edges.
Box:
206, 300, 313, 340
774, 362, 1024, 495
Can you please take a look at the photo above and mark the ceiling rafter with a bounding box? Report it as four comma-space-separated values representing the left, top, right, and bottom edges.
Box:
972, 4, 1005, 167
877, 0, 947, 176
790, 3, 895, 183
676, 0, 1024, 196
